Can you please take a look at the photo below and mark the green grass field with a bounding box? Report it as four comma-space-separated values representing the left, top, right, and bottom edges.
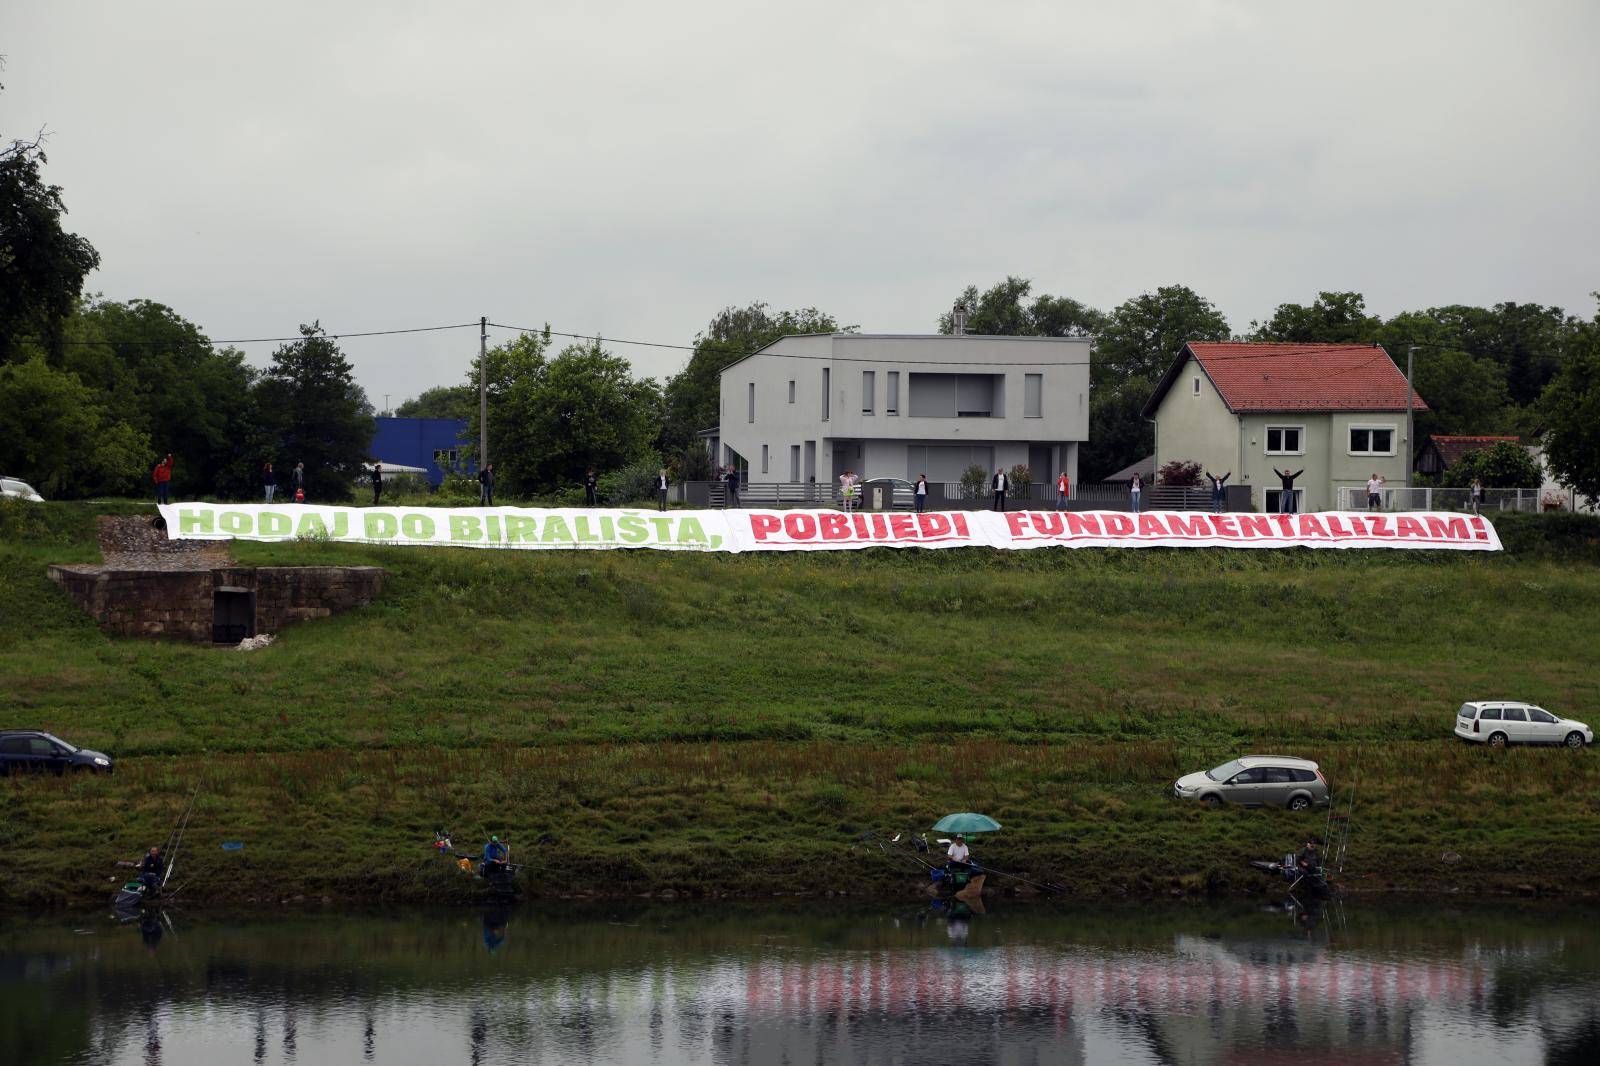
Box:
2, 501, 1599, 907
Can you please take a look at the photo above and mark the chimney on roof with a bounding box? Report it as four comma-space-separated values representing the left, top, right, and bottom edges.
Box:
951, 300, 970, 336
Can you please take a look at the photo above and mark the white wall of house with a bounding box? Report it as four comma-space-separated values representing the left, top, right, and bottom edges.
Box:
719, 334, 1089, 485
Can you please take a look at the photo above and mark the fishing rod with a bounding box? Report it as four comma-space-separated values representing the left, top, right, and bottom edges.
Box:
1334, 750, 1360, 874
433, 845, 536, 873
162, 786, 201, 889
875, 833, 1067, 895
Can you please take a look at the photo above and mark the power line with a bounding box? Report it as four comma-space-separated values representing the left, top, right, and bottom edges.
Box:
33, 322, 482, 346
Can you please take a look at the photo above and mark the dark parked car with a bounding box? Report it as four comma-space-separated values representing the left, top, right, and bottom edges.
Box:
0, 731, 114, 774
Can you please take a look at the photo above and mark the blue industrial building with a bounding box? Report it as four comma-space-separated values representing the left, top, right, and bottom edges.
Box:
371, 417, 473, 487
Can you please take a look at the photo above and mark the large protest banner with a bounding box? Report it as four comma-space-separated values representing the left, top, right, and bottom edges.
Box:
160, 504, 1503, 552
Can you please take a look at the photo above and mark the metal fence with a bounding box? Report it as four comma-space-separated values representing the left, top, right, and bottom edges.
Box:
1334, 486, 1542, 513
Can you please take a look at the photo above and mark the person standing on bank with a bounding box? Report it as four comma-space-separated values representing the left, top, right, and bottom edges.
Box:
1129, 471, 1143, 513
371, 461, 383, 506
152, 454, 173, 505
724, 465, 740, 508
478, 463, 494, 506
1366, 472, 1385, 512
1469, 477, 1485, 516
291, 461, 306, 502
991, 467, 1009, 511
262, 462, 277, 503
1273, 467, 1304, 514
914, 474, 929, 513
657, 468, 670, 512
1205, 471, 1231, 513
1056, 470, 1071, 510
583, 468, 598, 506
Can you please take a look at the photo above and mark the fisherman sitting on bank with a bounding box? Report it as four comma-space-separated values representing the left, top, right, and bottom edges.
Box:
138, 846, 162, 892
1294, 835, 1322, 876
946, 834, 972, 870
481, 835, 509, 876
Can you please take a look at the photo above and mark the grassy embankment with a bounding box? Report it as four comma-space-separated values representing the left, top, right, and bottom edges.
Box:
2, 500, 1599, 908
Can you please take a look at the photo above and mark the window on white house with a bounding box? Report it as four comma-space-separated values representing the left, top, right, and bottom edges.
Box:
1348, 426, 1396, 455
1192, 376, 1201, 396
747, 382, 755, 424
1024, 373, 1042, 417
862, 371, 875, 413
789, 444, 800, 481
822, 368, 829, 420
787, 380, 795, 404
761, 444, 768, 473
886, 371, 899, 415
1265, 426, 1303, 454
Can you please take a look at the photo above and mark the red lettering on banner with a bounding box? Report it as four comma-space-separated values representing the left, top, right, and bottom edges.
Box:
869, 513, 888, 538
953, 513, 969, 536
1397, 516, 1426, 538
1271, 515, 1295, 536
1065, 513, 1102, 536
1325, 515, 1350, 536
1425, 516, 1469, 540
750, 514, 781, 540
889, 514, 914, 539
921, 514, 952, 537
1237, 515, 1272, 537
1006, 513, 1029, 537
1368, 515, 1393, 536
1166, 514, 1211, 536
785, 513, 818, 539
1470, 516, 1488, 540
1297, 514, 1328, 537
820, 514, 850, 540
1104, 514, 1134, 535
851, 514, 869, 538
1137, 515, 1166, 536
1212, 514, 1239, 536
1031, 511, 1065, 535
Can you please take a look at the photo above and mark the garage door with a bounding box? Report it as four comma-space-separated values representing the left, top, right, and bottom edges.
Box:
905, 445, 994, 482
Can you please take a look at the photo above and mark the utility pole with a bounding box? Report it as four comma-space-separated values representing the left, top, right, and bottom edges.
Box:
1405, 345, 1417, 489
479, 316, 489, 471
383, 393, 390, 417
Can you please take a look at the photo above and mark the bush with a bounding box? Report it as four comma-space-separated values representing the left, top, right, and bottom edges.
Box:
1158, 459, 1202, 486
598, 455, 665, 505
437, 474, 482, 502
1445, 442, 1540, 488
676, 445, 715, 482
1007, 464, 1032, 494
959, 464, 988, 499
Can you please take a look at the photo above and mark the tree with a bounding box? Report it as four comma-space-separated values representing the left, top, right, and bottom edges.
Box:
394, 384, 475, 421
937, 276, 1104, 337
1541, 308, 1600, 501
252, 324, 373, 501
1251, 291, 1382, 345
1445, 441, 1542, 489
1157, 459, 1202, 486
660, 302, 843, 453
1378, 311, 1512, 438
1094, 285, 1230, 386
1079, 377, 1156, 483
1424, 302, 1575, 407
0, 357, 148, 496
466, 331, 662, 495
0, 136, 101, 364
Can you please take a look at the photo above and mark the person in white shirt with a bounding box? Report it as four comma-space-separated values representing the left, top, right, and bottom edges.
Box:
656, 468, 670, 512
1366, 473, 1385, 512
914, 474, 929, 514
946, 834, 970, 865
991, 468, 1009, 512
839, 470, 857, 512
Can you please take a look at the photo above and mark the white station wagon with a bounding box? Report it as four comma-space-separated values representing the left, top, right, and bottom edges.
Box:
1454, 701, 1593, 749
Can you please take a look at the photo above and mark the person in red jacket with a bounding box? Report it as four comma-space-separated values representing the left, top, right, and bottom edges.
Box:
152, 454, 173, 504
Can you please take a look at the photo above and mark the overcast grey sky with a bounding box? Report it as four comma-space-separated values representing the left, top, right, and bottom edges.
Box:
4, 0, 1598, 407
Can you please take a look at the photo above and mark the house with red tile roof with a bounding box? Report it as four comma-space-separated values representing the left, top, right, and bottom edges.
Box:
1142, 342, 1427, 511
1414, 435, 1520, 478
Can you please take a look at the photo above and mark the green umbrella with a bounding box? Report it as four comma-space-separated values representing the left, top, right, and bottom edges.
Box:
931, 812, 1002, 834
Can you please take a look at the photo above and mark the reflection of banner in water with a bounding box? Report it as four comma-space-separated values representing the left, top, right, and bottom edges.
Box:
161, 504, 1503, 553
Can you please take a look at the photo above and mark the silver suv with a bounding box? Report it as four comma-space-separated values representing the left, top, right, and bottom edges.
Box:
1173, 755, 1329, 811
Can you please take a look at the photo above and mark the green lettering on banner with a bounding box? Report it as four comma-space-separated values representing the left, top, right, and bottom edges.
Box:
296, 513, 328, 538
676, 517, 707, 545
219, 511, 252, 536
574, 517, 601, 543
541, 516, 573, 543
505, 515, 539, 543
450, 515, 484, 542
260, 511, 292, 537
178, 508, 214, 535
617, 515, 647, 543
648, 517, 672, 541
365, 512, 399, 540
401, 513, 435, 540
330, 512, 349, 537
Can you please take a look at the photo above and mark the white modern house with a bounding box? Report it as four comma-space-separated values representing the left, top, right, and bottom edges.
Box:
716, 332, 1090, 487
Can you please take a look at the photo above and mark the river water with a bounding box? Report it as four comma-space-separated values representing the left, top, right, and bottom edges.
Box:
4, 901, 1597, 1064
